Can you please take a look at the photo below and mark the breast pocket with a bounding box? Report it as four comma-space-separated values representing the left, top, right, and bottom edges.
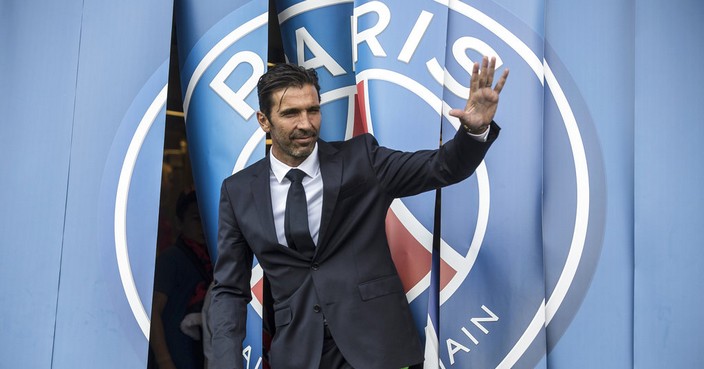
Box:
358, 274, 404, 301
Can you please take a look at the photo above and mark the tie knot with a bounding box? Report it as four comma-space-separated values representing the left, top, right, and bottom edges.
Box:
285, 168, 307, 183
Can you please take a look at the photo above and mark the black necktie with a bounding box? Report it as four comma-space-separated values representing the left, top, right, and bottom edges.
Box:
284, 169, 316, 258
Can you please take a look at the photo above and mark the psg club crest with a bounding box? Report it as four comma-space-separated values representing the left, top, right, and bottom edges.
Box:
104, 1, 606, 368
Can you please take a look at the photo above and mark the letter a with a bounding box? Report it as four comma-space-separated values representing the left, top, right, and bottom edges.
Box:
295, 27, 345, 76
446, 338, 470, 365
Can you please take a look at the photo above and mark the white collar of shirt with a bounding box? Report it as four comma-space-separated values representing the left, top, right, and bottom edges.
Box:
269, 143, 320, 182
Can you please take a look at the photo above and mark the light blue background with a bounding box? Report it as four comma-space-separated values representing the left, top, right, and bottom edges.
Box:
2, 0, 703, 368
1, 0, 172, 368
543, 0, 635, 368
634, 0, 704, 367
0, 1, 83, 368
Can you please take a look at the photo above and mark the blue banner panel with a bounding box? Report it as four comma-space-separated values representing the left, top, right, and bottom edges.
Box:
177, 0, 268, 262
352, 0, 451, 349
634, 1, 704, 368
436, 1, 546, 367
49, 1, 173, 368
177, 0, 269, 366
0, 1, 82, 368
544, 0, 631, 368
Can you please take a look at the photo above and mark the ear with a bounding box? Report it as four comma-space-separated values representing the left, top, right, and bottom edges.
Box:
257, 111, 270, 132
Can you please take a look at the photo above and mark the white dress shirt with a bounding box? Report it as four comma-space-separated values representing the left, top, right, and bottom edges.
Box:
269, 144, 323, 247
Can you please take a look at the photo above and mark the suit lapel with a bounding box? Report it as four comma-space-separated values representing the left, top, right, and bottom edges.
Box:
317, 140, 342, 253
250, 159, 279, 247
250, 157, 309, 259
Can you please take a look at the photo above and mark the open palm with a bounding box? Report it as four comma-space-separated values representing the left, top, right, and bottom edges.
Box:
449, 56, 509, 133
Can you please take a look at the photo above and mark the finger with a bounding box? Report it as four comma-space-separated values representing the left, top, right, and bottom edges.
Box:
479, 56, 489, 87
486, 56, 496, 87
493, 68, 510, 94
469, 61, 480, 100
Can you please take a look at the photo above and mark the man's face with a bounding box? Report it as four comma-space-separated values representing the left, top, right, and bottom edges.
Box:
257, 84, 321, 167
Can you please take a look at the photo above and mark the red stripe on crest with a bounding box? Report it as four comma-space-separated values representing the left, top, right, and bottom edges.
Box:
439, 257, 458, 291
353, 81, 369, 136
251, 276, 263, 305
386, 209, 431, 293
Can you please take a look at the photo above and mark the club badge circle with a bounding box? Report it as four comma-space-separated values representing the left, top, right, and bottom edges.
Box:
107, 2, 605, 368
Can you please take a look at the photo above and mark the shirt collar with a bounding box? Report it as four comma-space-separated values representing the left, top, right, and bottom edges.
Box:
269, 143, 320, 183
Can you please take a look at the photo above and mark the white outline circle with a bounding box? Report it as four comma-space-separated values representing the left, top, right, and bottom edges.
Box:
116, 2, 591, 362
115, 85, 168, 339
431, 1, 590, 367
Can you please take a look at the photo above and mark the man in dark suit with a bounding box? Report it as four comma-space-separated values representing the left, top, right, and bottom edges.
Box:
209, 57, 509, 369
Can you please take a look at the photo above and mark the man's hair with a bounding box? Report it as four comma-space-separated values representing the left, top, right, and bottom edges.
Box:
257, 63, 321, 118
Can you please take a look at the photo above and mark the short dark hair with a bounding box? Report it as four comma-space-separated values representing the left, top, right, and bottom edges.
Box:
257, 63, 321, 118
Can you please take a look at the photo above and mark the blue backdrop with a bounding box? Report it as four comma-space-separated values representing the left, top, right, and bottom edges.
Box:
1, 0, 703, 368
1, 1, 172, 368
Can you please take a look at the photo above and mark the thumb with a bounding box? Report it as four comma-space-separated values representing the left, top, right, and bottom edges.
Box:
448, 108, 465, 118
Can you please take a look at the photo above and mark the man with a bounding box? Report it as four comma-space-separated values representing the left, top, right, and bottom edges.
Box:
209, 56, 509, 369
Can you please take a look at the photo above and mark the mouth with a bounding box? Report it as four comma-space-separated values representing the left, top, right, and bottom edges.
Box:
291, 132, 316, 144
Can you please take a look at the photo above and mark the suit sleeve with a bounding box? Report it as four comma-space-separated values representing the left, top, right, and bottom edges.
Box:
207, 180, 253, 369
369, 121, 500, 198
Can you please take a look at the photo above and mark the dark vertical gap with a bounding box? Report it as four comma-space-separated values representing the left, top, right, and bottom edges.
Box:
417, 6, 454, 367
541, 3, 550, 368
153, 7, 193, 258
147, 8, 195, 369
156, 7, 192, 257
267, 0, 285, 65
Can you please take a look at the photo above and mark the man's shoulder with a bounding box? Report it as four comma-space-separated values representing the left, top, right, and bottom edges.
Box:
322, 133, 377, 153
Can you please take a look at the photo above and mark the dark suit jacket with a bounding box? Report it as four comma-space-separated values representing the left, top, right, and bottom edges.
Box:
209, 123, 499, 369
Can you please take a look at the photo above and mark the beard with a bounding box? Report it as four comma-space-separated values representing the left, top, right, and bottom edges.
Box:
272, 128, 317, 162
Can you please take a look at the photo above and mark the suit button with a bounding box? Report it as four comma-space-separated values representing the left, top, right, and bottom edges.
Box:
313, 304, 321, 313
311, 263, 319, 271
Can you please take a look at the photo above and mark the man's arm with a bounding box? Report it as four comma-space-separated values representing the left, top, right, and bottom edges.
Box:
208, 180, 254, 369
369, 56, 508, 197
368, 121, 500, 198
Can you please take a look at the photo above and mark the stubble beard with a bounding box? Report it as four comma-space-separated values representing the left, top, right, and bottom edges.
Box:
273, 128, 317, 163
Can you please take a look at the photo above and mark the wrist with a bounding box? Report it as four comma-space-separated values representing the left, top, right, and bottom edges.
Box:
463, 123, 489, 135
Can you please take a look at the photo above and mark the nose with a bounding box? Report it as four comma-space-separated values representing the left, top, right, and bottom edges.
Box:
297, 111, 314, 129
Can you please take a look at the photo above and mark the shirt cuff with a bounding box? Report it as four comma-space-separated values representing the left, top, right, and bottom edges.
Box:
465, 126, 490, 142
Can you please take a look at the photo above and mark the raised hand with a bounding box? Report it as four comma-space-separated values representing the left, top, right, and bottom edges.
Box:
449, 56, 509, 134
